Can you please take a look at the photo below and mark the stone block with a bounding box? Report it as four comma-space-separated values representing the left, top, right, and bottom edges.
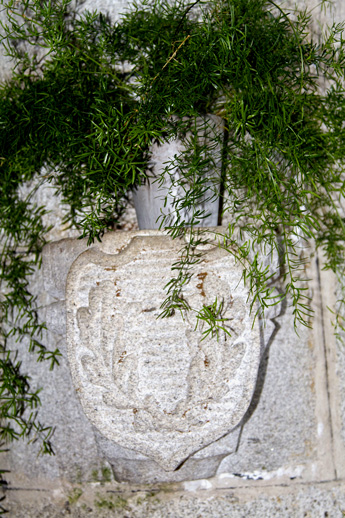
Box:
7, 228, 332, 487
66, 230, 262, 471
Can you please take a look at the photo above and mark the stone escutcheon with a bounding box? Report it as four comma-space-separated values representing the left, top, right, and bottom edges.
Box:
66, 230, 261, 471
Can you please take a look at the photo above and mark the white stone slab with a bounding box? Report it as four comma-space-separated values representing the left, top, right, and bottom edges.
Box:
66, 231, 261, 471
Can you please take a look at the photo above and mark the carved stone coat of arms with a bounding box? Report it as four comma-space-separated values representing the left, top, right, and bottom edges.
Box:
66, 231, 261, 471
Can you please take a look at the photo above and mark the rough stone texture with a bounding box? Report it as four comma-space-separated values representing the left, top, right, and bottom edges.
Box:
17, 176, 139, 244
66, 230, 261, 471
18, 179, 81, 242
76, 0, 130, 20
336, 297, 345, 461
323, 264, 345, 481
211, 252, 338, 486
6, 481, 345, 517
4, 232, 341, 496
94, 424, 242, 483
217, 273, 319, 479
2, 0, 345, 516
2, 229, 278, 487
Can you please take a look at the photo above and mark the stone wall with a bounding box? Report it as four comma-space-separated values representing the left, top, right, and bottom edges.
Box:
2, 0, 345, 516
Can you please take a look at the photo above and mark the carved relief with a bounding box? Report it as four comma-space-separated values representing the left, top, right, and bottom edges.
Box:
66, 232, 261, 471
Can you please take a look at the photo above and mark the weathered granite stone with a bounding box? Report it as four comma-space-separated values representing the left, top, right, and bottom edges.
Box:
66, 230, 261, 471
2, 0, 345, 515
7, 480, 345, 518
217, 302, 319, 477
217, 254, 336, 483
4, 228, 342, 495
94, 425, 242, 483
322, 264, 345, 480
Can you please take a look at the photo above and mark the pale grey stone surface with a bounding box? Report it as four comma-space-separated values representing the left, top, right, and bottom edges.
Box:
76, 0, 131, 20
2, 1, 345, 516
3, 329, 109, 484
327, 268, 345, 480
66, 230, 261, 471
337, 318, 345, 453
2, 230, 281, 488
217, 303, 317, 476
7, 482, 345, 517
95, 425, 241, 483
4, 228, 337, 492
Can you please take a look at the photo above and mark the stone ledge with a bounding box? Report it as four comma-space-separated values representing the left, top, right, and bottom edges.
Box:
5, 479, 345, 518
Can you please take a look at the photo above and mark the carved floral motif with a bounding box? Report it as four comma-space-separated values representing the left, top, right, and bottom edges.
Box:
66, 232, 261, 470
